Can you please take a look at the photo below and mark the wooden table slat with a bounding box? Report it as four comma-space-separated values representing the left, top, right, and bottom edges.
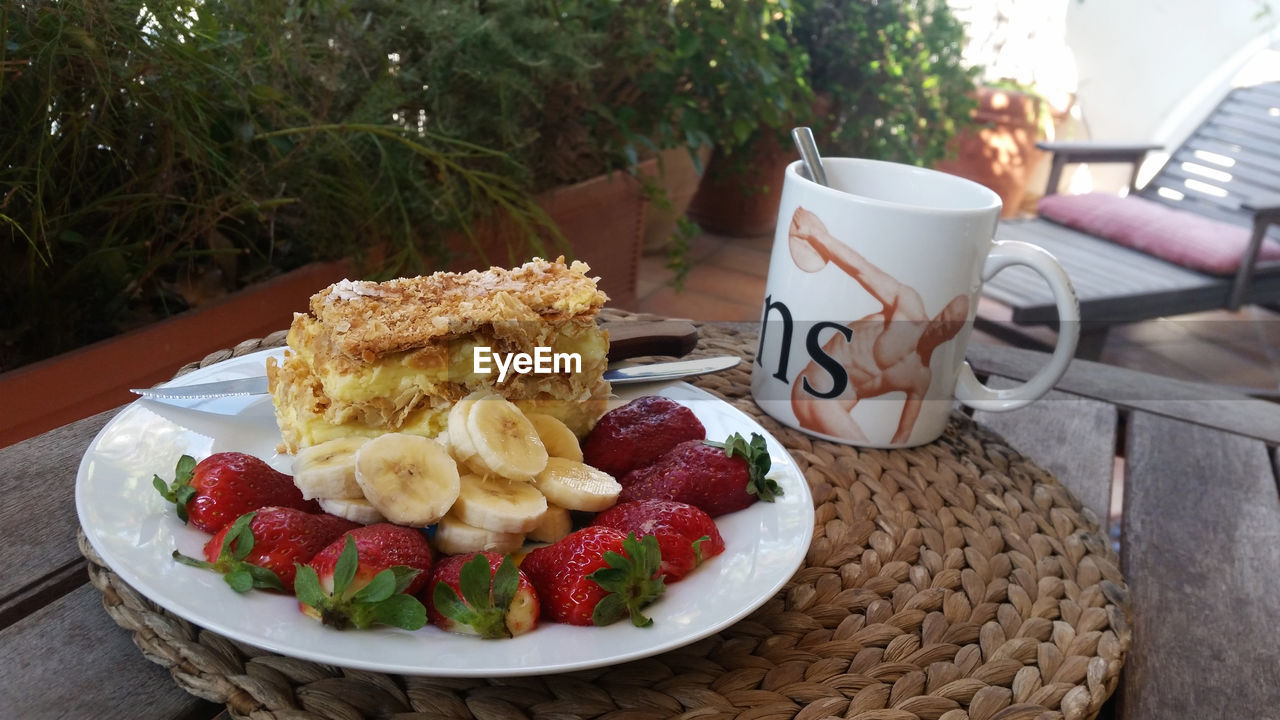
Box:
0, 409, 116, 617
0, 584, 220, 720
966, 343, 1280, 446
1119, 411, 1280, 718
972, 378, 1118, 524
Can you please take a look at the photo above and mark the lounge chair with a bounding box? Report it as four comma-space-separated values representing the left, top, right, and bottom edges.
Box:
978, 81, 1280, 358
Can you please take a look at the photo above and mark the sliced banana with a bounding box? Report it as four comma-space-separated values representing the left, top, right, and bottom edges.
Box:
292, 436, 369, 499
434, 512, 525, 555
526, 504, 573, 543
526, 413, 583, 462
466, 394, 548, 481
318, 497, 385, 525
354, 433, 461, 526
452, 473, 548, 534
446, 394, 481, 462
533, 457, 622, 512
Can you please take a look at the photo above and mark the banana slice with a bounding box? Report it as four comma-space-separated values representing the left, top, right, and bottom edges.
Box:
466, 394, 548, 481
532, 457, 621, 512
527, 413, 583, 462
354, 433, 461, 526
292, 436, 369, 499
318, 497, 385, 525
446, 394, 481, 462
526, 504, 573, 543
452, 473, 548, 534
434, 512, 525, 555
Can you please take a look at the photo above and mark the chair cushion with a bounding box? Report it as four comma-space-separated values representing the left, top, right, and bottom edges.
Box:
1037, 192, 1280, 276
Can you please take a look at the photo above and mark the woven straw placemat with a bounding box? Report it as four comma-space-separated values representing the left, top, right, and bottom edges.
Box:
78, 314, 1130, 720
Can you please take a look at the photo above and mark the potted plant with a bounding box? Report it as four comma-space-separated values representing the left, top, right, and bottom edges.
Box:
933, 80, 1056, 217
683, 0, 980, 238
670, 1, 813, 238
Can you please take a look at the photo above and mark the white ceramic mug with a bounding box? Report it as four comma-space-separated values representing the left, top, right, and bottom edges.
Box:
750, 158, 1079, 448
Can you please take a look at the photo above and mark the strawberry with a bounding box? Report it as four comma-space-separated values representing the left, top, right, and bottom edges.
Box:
425, 552, 539, 638
591, 500, 725, 582
520, 526, 664, 627
618, 432, 783, 517
582, 396, 706, 479
294, 523, 433, 630
153, 452, 319, 533
172, 507, 357, 593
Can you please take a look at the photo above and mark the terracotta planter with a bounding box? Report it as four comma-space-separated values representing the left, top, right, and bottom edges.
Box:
0, 260, 352, 448
448, 161, 652, 309
934, 87, 1048, 218
640, 147, 712, 254
685, 130, 792, 238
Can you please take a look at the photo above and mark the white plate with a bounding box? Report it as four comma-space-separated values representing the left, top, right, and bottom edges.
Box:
76, 348, 814, 677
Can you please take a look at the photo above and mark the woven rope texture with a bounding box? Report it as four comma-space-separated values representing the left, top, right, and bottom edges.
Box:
79, 312, 1130, 720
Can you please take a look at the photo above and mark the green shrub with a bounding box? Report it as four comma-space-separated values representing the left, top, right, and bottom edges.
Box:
794, 0, 978, 166
0, 0, 584, 370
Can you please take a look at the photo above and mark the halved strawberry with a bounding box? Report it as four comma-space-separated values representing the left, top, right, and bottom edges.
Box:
520, 527, 664, 627
173, 507, 357, 593
425, 552, 539, 638
294, 524, 432, 630
592, 499, 724, 582
153, 452, 318, 533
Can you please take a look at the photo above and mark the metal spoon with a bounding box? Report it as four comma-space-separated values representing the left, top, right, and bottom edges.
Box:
790, 126, 829, 186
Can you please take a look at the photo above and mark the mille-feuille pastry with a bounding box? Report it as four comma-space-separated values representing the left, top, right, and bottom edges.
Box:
267, 257, 610, 453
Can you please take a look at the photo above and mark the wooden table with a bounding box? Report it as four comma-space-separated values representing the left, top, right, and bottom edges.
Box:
2, 341, 1278, 719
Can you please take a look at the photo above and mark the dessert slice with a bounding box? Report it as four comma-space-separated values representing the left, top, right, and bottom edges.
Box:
268, 257, 610, 453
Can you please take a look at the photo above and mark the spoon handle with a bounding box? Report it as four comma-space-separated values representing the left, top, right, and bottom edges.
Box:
791, 126, 829, 186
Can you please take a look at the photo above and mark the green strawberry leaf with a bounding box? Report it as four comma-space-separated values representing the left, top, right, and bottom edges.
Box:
706, 432, 782, 502
331, 535, 359, 598
366, 593, 427, 631
171, 549, 215, 570
219, 512, 257, 562
590, 593, 628, 626
433, 555, 515, 639
175, 455, 197, 482
491, 556, 518, 611
459, 554, 494, 610
293, 564, 327, 610
153, 454, 199, 523
432, 584, 482, 626
390, 566, 420, 595
225, 567, 254, 593
245, 565, 285, 592
692, 535, 709, 565
587, 533, 665, 628
352, 568, 397, 604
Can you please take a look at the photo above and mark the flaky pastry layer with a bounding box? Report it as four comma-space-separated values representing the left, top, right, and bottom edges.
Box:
268, 258, 610, 452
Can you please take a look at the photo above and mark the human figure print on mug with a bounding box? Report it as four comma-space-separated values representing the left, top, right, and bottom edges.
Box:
786, 207, 970, 445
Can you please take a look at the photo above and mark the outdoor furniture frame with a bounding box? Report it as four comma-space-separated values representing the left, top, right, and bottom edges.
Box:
979, 81, 1280, 358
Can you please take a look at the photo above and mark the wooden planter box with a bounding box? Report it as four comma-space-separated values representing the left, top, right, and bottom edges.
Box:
449, 161, 652, 308
0, 167, 648, 448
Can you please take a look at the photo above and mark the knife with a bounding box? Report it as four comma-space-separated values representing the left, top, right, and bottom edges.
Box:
131, 320, 725, 400
131, 355, 741, 400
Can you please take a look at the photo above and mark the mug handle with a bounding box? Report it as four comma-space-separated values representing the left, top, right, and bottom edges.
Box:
954, 240, 1079, 412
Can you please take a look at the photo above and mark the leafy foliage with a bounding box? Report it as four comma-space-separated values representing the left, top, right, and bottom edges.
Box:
792, 0, 979, 165
0, 0, 569, 369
